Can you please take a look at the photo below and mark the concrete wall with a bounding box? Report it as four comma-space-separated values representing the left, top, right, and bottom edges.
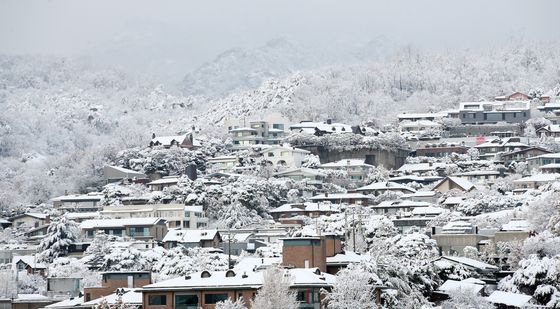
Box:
432, 234, 488, 255
295, 146, 408, 170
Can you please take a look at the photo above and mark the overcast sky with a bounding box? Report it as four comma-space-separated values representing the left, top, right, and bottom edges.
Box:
1, 0, 559, 78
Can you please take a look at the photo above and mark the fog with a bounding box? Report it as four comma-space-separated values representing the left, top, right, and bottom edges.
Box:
1, 0, 559, 82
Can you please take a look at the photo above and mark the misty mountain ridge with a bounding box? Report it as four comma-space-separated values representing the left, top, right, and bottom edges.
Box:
180, 37, 398, 98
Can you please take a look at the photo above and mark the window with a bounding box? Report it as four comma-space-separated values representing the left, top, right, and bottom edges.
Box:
267, 152, 274, 157
502, 113, 506, 120
204, 293, 228, 304
175, 294, 198, 309
148, 295, 167, 305
183, 221, 190, 228
296, 291, 307, 303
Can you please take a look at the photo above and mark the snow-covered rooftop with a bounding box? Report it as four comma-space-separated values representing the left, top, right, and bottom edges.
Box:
513, 174, 559, 183
326, 251, 370, 265
411, 206, 444, 216
270, 202, 340, 213
80, 218, 164, 229
151, 134, 189, 146
162, 229, 219, 243
146, 176, 180, 185
397, 162, 446, 173
437, 279, 485, 295
501, 219, 530, 231
12, 255, 47, 269
486, 291, 533, 307
144, 268, 336, 290
356, 181, 416, 193
319, 159, 372, 168
309, 193, 371, 200
440, 256, 499, 271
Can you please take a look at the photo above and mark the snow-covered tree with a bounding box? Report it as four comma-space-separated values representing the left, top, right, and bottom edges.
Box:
17, 272, 46, 294
325, 263, 378, 309
251, 266, 299, 309
499, 254, 560, 306
38, 215, 79, 263
215, 298, 247, 309
466, 147, 480, 161
440, 288, 493, 309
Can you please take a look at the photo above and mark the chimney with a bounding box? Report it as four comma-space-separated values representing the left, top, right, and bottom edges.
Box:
326, 119, 332, 125
152, 133, 156, 139
347, 160, 351, 165
324, 192, 328, 198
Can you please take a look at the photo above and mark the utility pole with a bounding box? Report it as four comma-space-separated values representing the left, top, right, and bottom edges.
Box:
352, 208, 356, 252
228, 228, 232, 269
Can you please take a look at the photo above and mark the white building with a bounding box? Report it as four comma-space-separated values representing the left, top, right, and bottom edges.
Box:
259, 146, 310, 169
101, 204, 208, 229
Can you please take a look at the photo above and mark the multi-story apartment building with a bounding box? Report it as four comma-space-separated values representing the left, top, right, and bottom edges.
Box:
229, 121, 286, 148
101, 204, 208, 230
458, 101, 531, 124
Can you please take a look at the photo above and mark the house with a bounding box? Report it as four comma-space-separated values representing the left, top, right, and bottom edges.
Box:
414, 144, 468, 158
442, 196, 466, 209
431, 221, 490, 255
150, 132, 197, 149
536, 124, 560, 138
356, 181, 416, 196
453, 170, 502, 185
493, 219, 531, 244
512, 174, 559, 193
400, 190, 439, 203
475, 137, 529, 160
325, 250, 370, 275
13, 255, 47, 276
83, 288, 142, 309
46, 277, 82, 298
259, 146, 310, 168
433, 278, 485, 300
221, 233, 268, 256
103, 165, 147, 183
51, 193, 103, 212
397, 112, 447, 123
399, 120, 442, 135
141, 268, 336, 309
370, 200, 433, 216
308, 192, 374, 205
146, 176, 180, 191
229, 121, 286, 148
84, 271, 151, 302
25, 224, 50, 242
273, 168, 326, 185
432, 176, 476, 193
499, 146, 551, 165
80, 218, 168, 241
101, 204, 208, 230
9, 213, 49, 229
319, 159, 374, 181
527, 153, 560, 171
458, 101, 530, 124
281, 235, 343, 272
494, 91, 530, 101
389, 175, 443, 185
162, 229, 221, 249
289, 119, 353, 135
207, 156, 239, 173
269, 202, 340, 221
396, 162, 446, 175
